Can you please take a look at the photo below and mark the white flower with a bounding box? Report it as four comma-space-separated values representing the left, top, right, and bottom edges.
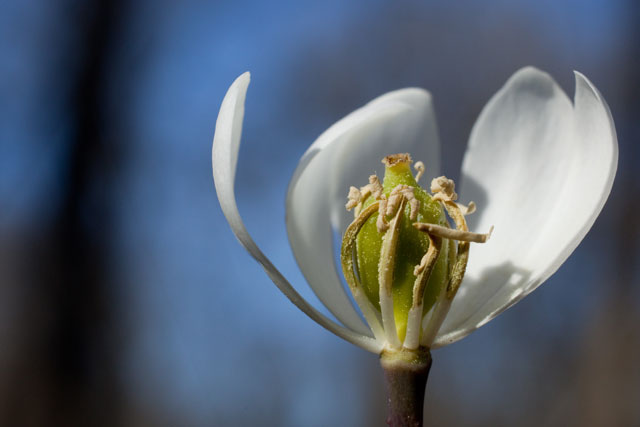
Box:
212, 67, 617, 353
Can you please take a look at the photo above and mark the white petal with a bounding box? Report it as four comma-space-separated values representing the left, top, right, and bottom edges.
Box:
434, 67, 618, 347
212, 73, 382, 353
286, 88, 441, 336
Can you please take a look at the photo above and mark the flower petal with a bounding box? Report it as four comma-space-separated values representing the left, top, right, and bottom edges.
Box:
287, 88, 441, 336
212, 73, 382, 353
434, 67, 618, 347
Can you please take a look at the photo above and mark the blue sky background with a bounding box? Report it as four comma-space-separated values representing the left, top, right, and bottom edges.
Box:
1, 0, 638, 425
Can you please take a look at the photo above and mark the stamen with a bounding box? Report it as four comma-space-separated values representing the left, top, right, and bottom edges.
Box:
430, 175, 468, 233
414, 161, 425, 182
418, 228, 458, 347
413, 223, 493, 243
457, 201, 476, 216
349, 175, 385, 216
386, 186, 404, 217
404, 234, 442, 350
409, 198, 419, 221
345, 186, 362, 211
355, 192, 370, 217
431, 176, 458, 202
378, 198, 406, 349
386, 185, 420, 221
443, 202, 467, 232
421, 173, 494, 347
340, 202, 385, 341
377, 198, 389, 233
412, 234, 441, 308
367, 175, 384, 200
402, 186, 419, 221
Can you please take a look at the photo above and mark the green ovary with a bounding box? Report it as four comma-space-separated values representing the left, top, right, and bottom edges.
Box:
355, 161, 450, 342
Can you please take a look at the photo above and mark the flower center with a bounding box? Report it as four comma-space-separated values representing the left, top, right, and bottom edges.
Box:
341, 153, 492, 350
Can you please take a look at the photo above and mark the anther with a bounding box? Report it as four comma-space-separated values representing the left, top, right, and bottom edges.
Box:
346, 174, 386, 216
386, 186, 404, 217
414, 161, 425, 182
385, 185, 420, 221
404, 187, 419, 221
377, 198, 389, 233
345, 186, 362, 211
457, 201, 476, 216
431, 176, 458, 202
367, 175, 384, 200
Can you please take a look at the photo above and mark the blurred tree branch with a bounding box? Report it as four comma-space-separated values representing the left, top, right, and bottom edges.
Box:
0, 0, 125, 425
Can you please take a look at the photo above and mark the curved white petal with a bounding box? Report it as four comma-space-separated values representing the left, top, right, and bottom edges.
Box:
212, 73, 382, 353
434, 67, 618, 347
286, 88, 441, 336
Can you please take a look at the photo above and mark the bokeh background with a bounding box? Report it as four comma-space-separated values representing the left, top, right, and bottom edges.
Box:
1, 0, 639, 426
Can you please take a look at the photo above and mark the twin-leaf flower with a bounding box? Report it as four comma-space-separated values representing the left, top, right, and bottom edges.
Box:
212, 67, 618, 355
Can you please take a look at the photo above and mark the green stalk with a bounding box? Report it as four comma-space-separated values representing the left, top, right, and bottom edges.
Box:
380, 347, 432, 427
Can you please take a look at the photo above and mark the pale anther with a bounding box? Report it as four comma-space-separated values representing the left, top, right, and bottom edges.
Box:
345, 186, 362, 211
414, 161, 425, 182
347, 175, 385, 216
431, 176, 458, 202
457, 201, 476, 216
367, 175, 384, 200
357, 175, 384, 205
386, 185, 420, 221
385, 186, 404, 217
377, 198, 389, 233
400, 186, 420, 221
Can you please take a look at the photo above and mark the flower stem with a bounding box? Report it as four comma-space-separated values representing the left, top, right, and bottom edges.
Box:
380, 347, 432, 427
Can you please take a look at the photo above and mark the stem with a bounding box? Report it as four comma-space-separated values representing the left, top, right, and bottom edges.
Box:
380, 347, 432, 427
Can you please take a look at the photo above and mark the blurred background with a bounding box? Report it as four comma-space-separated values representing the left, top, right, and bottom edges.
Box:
1, 0, 638, 425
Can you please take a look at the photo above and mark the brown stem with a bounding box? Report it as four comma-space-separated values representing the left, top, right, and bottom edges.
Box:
380, 347, 432, 427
